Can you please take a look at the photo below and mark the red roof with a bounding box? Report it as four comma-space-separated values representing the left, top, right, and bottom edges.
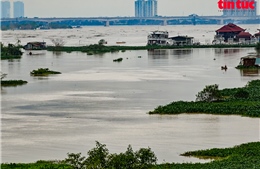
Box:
254, 32, 260, 37
237, 31, 252, 38
216, 23, 245, 33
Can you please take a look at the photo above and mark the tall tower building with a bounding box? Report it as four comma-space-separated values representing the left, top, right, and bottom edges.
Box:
135, 0, 145, 17
135, 0, 157, 17
223, 0, 257, 16
13, 1, 24, 18
1, 1, 11, 18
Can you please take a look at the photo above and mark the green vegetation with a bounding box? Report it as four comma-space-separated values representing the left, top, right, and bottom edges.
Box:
195, 84, 221, 102
47, 44, 257, 54
1, 43, 23, 60
113, 58, 123, 62
1, 80, 28, 87
2, 142, 260, 169
64, 141, 157, 169
149, 80, 260, 117
153, 142, 260, 169
1, 160, 71, 169
30, 68, 61, 76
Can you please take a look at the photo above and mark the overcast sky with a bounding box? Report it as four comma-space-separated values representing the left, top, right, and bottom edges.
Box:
13, 0, 260, 17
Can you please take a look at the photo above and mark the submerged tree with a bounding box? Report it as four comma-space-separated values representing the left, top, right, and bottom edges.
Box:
51, 38, 66, 47
196, 84, 221, 102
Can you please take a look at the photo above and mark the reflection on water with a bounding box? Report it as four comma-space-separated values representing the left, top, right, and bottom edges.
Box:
148, 49, 169, 59
147, 49, 193, 59
215, 48, 240, 55
240, 69, 260, 76
171, 49, 193, 56
52, 51, 63, 56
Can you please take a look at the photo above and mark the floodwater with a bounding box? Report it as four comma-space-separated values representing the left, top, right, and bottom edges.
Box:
1, 25, 260, 163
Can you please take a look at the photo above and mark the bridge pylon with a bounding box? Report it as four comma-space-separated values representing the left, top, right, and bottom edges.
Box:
105, 20, 110, 27
163, 20, 167, 26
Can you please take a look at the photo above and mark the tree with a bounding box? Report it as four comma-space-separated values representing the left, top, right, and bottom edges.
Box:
84, 141, 109, 169
1, 73, 7, 80
135, 147, 157, 168
196, 84, 221, 102
98, 39, 106, 45
65, 153, 86, 169
51, 38, 66, 47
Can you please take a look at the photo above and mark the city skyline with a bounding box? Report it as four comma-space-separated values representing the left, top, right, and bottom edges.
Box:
18, 0, 230, 17
2, 0, 260, 18
14, 1, 24, 18
1, 0, 24, 18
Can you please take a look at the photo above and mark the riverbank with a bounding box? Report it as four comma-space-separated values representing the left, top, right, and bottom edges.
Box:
149, 79, 260, 117
1, 142, 259, 169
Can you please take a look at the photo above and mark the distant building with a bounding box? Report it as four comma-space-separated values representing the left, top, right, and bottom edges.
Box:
13, 1, 24, 18
1, 1, 11, 18
223, 0, 257, 16
135, 0, 157, 17
215, 23, 245, 42
145, 0, 157, 17
135, 0, 145, 17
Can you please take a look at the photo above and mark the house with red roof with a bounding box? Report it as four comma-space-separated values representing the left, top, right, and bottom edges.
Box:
236, 31, 253, 42
215, 23, 245, 42
254, 29, 260, 41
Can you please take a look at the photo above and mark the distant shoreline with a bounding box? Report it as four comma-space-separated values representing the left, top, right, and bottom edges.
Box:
47, 44, 256, 54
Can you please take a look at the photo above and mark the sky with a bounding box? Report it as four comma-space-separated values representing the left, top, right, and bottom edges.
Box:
12, 0, 260, 17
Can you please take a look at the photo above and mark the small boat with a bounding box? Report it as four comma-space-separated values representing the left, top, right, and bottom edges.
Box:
116, 41, 126, 44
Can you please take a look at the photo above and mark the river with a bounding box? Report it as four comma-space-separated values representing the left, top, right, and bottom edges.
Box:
1, 25, 260, 163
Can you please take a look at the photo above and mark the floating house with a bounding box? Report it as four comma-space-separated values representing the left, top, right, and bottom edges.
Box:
147, 31, 172, 45
215, 23, 245, 42
24, 42, 47, 50
169, 36, 194, 46
147, 31, 194, 46
239, 55, 260, 67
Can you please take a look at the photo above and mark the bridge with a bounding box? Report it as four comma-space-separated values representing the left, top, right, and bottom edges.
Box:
2, 15, 260, 26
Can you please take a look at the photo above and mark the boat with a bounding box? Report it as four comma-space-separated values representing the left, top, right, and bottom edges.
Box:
116, 41, 126, 44
147, 31, 173, 45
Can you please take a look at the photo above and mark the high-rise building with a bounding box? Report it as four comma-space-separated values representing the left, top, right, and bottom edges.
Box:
146, 0, 157, 17
135, 0, 157, 17
13, 1, 24, 18
223, 0, 257, 16
135, 0, 145, 17
1, 1, 11, 18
